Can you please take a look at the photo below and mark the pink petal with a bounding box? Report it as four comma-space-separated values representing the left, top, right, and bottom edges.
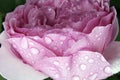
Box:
8, 36, 56, 65
41, 33, 72, 56
71, 51, 112, 80
0, 31, 48, 80
88, 24, 113, 52
36, 57, 71, 80
104, 41, 120, 74
110, 7, 119, 40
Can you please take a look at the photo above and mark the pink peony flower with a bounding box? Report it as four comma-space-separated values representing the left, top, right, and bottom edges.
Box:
0, 0, 120, 80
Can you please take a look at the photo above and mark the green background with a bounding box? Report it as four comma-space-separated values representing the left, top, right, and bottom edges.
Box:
0, 0, 120, 80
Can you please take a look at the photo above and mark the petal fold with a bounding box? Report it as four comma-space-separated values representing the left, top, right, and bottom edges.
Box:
0, 31, 48, 80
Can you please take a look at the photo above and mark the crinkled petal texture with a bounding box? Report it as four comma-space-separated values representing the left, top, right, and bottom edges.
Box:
1, 0, 119, 80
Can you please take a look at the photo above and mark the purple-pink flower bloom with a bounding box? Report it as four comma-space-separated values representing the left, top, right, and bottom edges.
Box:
0, 0, 120, 80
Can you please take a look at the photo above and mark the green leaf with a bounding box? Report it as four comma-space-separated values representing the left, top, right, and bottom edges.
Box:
116, 14, 120, 41
44, 77, 53, 80
110, 0, 120, 41
0, 0, 16, 13
0, 0, 25, 14
0, 0, 26, 33
104, 72, 120, 80
0, 12, 4, 33
15, 0, 26, 6
110, 0, 120, 9
0, 75, 6, 80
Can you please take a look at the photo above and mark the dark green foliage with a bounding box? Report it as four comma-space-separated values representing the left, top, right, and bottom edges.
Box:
0, 0, 25, 13
0, 75, 7, 80
104, 72, 120, 80
110, 0, 120, 9
44, 77, 53, 80
110, 0, 120, 41
0, 0, 26, 33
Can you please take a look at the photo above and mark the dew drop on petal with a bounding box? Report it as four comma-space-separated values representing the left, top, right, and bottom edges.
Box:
30, 48, 39, 55
60, 36, 66, 40
67, 67, 70, 70
21, 37, 28, 49
50, 67, 55, 71
90, 72, 93, 75
29, 42, 34, 46
72, 75, 80, 80
44, 37, 52, 44
80, 64, 87, 70
104, 66, 112, 74
89, 73, 98, 80
84, 56, 88, 60
83, 78, 87, 80
60, 41, 64, 44
53, 61, 60, 66
54, 74, 60, 78
88, 59, 94, 63
33, 36, 40, 40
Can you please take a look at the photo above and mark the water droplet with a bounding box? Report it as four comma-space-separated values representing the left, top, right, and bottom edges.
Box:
88, 59, 94, 63
50, 67, 55, 71
73, 61, 76, 64
53, 61, 60, 66
48, 8, 52, 11
96, 55, 100, 58
67, 67, 70, 70
104, 66, 112, 74
65, 63, 69, 66
29, 42, 34, 46
80, 64, 87, 70
33, 36, 39, 40
54, 74, 59, 78
60, 36, 66, 40
44, 37, 52, 44
30, 48, 39, 55
60, 41, 63, 44
89, 73, 97, 80
21, 37, 28, 49
72, 75, 80, 80
84, 56, 88, 60
90, 72, 93, 75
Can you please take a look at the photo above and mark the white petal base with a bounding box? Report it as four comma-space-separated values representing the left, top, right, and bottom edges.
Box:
0, 31, 48, 80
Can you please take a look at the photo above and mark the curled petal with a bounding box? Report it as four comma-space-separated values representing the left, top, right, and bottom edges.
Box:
104, 41, 120, 74
88, 24, 113, 53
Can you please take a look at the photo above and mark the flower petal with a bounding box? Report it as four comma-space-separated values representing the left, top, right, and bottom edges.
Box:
0, 31, 48, 80
36, 57, 71, 80
71, 51, 112, 80
104, 41, 120, 74
88, 24, 112, 53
